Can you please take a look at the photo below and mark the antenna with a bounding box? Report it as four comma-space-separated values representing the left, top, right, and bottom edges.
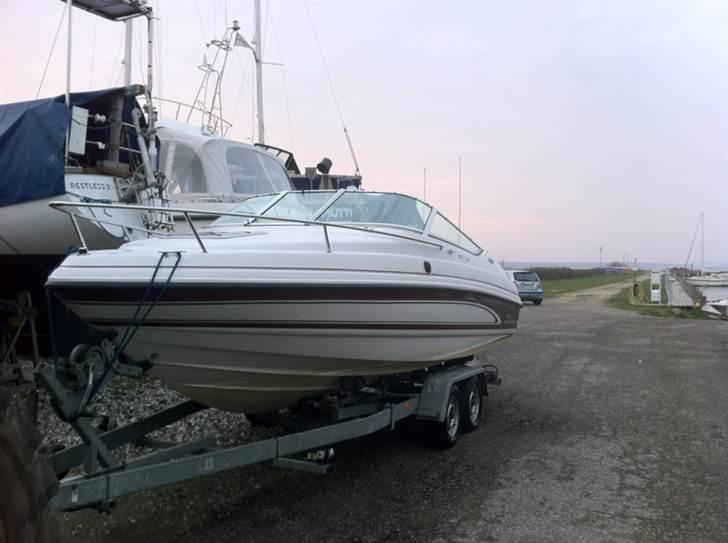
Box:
423, 167, 427, 201
700, 211, 704, 275
304, 0, 360, 175
458, 155, 462, 228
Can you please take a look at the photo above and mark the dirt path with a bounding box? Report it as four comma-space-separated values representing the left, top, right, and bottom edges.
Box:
553, 273, 645, 304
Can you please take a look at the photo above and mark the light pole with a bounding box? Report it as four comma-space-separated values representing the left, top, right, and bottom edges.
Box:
458, 155, 462, 228
423, 167, 427, 201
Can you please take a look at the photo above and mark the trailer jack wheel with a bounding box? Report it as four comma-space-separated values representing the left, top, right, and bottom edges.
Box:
0, 389, 58, 543
430, 385, 462, 449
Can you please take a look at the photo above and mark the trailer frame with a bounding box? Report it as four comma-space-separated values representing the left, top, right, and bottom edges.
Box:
36, 359, 499, 513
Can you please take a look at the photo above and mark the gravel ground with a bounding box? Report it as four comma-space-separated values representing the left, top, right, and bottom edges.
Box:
6, 279, 728, 542
10, 367, 284, 478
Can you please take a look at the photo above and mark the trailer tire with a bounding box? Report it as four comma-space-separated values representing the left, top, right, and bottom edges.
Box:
460, 377, 482, 433
430, 385, 462, 449
0, 389, 58, 543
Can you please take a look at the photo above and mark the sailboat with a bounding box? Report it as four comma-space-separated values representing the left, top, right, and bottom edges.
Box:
683, 212, 728, 287
152, 3, 361, 230
0, 2, 168, 302
1, 0, 360, 301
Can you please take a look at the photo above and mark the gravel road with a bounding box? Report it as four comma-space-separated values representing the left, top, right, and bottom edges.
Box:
49, 280, 728, 542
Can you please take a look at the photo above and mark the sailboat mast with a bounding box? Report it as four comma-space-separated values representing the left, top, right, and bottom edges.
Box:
64, 0, 73, 165
65, 0, 72, 107
123, 20, 133, 85
254, 0, 265, 144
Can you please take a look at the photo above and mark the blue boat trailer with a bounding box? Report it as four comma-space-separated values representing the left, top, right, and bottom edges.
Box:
36, 360, 500, 513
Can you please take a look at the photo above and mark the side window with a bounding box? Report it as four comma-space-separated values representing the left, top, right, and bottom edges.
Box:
429, 213, 480, 253
259, 154, 292, 191
227, 147, 292, 195
226, 147, 268, 194
169, 144, 207, 193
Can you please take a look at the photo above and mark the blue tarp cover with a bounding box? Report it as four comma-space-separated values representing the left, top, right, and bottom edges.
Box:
0, 88, 139, 206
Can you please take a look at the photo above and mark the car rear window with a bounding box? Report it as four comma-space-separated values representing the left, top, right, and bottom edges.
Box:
514, 272, 539, 282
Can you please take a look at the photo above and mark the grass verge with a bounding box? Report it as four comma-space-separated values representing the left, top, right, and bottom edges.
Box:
541, 273, 634, 298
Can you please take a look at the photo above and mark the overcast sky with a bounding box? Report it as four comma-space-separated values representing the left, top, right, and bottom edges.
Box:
1, 0, 726, 265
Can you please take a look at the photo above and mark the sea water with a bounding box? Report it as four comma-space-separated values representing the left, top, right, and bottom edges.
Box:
701, 286, 728, 302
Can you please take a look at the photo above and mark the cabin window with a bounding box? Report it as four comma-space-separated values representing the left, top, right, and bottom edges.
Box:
429, 213, 481, 253
168, 144, 207, 193
227, 148, 290, 194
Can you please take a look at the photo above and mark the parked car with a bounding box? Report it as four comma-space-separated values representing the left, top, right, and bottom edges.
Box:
506, 270, 544, 305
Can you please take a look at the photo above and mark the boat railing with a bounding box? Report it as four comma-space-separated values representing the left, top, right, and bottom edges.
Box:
49, 201, 445, 255
153, 97, 233, 137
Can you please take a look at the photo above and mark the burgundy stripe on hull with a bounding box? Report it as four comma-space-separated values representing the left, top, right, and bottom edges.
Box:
85, 319, 512, 330
50, 283, 521, 328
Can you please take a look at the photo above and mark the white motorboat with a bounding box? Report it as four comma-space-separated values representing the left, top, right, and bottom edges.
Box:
685, 273, 728, 287
46, 190, 521, 413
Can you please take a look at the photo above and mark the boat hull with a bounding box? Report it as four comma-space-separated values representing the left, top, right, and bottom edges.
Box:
50, 283, 519, 412
686, 278, 728, 287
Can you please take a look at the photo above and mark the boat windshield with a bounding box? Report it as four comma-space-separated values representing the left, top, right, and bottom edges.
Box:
317, 192, 432, 232
208, 191, 480, 253
211, 193, 278, 225
429, 212, 481, 253
261, 191, 336, 221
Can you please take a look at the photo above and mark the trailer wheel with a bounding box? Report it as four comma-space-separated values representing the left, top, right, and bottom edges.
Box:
460, 377, 482, 433
430, 385, 462, 449
0, 389, 58, 543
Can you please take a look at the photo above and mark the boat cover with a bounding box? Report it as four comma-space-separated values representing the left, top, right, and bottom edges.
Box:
0, 87, 141, 206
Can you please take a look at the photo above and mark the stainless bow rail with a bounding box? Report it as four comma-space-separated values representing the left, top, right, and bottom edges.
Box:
49, 199, 452, 255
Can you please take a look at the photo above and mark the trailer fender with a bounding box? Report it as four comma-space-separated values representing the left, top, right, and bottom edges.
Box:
415, 366, 486, 422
